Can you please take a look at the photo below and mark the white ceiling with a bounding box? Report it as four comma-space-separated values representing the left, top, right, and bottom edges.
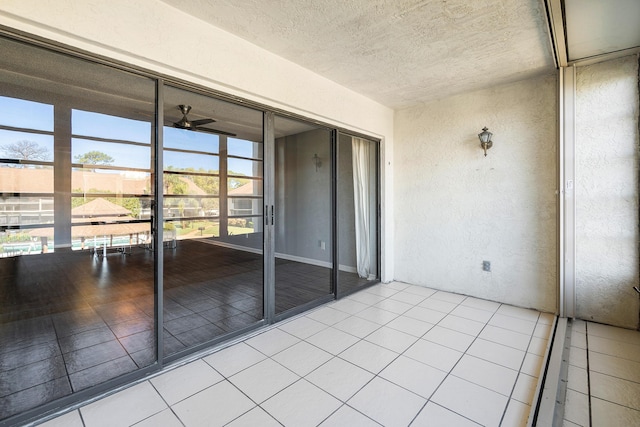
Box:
159, 0, 555, 110
565, 0, 640, 62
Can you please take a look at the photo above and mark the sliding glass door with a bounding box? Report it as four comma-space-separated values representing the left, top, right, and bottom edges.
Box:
0, 36, 157, 420
273, 116, 334, 316
337, 133, 380, 296
161, 85, 264, 359
0, 31, 380, 425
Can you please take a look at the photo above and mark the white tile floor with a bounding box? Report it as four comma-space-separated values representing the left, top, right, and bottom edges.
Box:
564, 319, 640, 426
37, 282, 555, 427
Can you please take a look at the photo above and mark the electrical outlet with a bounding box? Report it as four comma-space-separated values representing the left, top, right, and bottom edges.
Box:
482, 261, 491, 272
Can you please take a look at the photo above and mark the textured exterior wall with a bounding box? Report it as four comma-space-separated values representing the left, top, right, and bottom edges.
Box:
394, 74, 558, 312
575, 55, 640, 329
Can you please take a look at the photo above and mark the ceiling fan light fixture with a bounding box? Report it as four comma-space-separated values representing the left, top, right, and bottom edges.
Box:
170, 104, 236, 137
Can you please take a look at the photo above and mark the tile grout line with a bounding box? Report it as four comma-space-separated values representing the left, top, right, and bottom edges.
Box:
253, 298, 400, 426
407, 295, 499, 426
145, 380, 186, 427
220, 295, 385, 426
58, 285, 542, 427
499, 310, 544, 427
383, 289, 466, 426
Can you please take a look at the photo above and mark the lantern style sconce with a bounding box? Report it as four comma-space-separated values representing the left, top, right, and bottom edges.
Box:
478, 127, 493, 157
313, 153, 322, 171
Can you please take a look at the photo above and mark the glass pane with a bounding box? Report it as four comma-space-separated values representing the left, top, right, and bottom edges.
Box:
165, 218, 220, 238
72, 139, 150, 169
163, 172, 219, 196
228, 198, 262, 216
163, 126, 219, 153
274, 115, 333, 315
0, 196, 54, 226
163, 196, 219, 218
227, 217, 260, 236
162, 85, 264, 359
337, 134, 379, 296
0, 36, 157, 422
0, 130, 53, 162
72, 109, 151, 143
0, 96, 54, 131
228, 157, 262, 178
0, 230, 46, 258
227, 178, 263, 196
0, 164, 54, 194
164, 150, 219, 171
228, 138, 262, 159
72, 168, 151, 197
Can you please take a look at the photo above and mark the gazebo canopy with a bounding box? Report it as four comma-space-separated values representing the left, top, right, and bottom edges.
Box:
28, 198, 150, 239
72, 198, 132, 218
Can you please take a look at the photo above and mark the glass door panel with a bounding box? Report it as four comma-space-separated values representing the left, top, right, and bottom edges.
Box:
273, 116, 333, 315
0, 35, 156, 421
337, 134, 380, 296
162, 86, 264, 358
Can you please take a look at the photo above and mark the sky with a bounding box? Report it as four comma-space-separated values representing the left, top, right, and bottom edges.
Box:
0, 96, 260, 176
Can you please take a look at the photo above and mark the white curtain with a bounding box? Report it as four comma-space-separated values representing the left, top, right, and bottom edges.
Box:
352, 137, 371, 278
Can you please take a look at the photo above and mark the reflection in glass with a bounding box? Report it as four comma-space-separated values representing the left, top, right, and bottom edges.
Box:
228, 157, 262, 178
163, 125, 219, 153
164, 150, 219, 171
72, 168, 151, 197
0, 130, 54, 161
164, 196, 220, 219
227, 177, 263, 196
161, 85, 264, 359
228, 138, 262, 159
0, 96, 54, 131
72, 139, 150, 170
0, 36, 157, 422
274, 115, 333, 315
72, 109, 151, 143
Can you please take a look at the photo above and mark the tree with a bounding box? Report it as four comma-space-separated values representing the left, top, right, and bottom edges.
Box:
74, 150, 115, 165
1, 140, 50, 164
164, 173, 187, 195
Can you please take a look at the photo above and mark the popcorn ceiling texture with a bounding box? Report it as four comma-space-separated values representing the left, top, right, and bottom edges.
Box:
159, 0, 553, 109
575, 55, 640, 329
394, 74, 558, 313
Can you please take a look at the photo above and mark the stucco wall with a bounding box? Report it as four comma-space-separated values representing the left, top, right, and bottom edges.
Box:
575, 55, 640, 329
394, 74, 558, 312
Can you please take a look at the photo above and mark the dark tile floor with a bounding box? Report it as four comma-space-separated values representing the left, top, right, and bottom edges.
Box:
0, 239, 373, 421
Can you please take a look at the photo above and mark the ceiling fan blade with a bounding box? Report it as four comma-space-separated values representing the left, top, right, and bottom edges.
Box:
190, 118, 216, 126
196, 127, 237, 137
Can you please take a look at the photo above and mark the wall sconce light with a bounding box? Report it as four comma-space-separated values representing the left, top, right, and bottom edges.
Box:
313, 153, 322, 171
478, 127, 493, 157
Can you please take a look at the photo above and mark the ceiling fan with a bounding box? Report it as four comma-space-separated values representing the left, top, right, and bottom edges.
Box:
171, 105, 236, 136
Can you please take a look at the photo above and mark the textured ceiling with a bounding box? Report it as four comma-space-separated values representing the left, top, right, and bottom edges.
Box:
159, 0, 555, 110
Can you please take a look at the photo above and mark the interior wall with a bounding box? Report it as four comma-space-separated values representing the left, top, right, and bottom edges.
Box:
0, 0, 395, 281
275, 129, 332, 263
575, 54, 640, 329
394, 74, 558, 313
